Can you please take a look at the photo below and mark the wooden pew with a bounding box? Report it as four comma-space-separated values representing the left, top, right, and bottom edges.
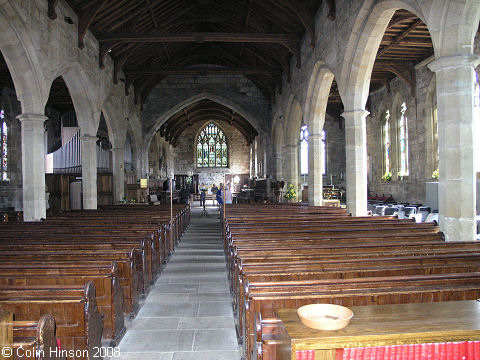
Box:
0, 311, 62, 360
0, 282, 102, 360
224, 204, 480, 359
12, 314, 63, 360
0, 262, 124, 345
241, 272, 480, 357
0, 239, 154, 297
0, 250, 141, 317
233, 253, 480, 335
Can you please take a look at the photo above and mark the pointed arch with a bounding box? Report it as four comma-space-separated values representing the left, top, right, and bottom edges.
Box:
338, 0, 427, 110
304, 62, 336, 134
0, 0, 48, 113
144, 92, 262, 152
52, 62, 100, 135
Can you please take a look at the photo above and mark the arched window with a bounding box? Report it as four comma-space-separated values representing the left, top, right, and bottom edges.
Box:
383, 110, 391, 174
299, 126, 326, 175
1, 109, 8, 181
398, 102, 409, 176
196, 123, 228, 167
300, 125, 308, 175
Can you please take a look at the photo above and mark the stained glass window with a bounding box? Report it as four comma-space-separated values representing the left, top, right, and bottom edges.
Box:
300, 126, 326, 175
196, 123, 228, 167
383, 110, 391, 174
398, 103, 409, 176
1, 109, 8, 181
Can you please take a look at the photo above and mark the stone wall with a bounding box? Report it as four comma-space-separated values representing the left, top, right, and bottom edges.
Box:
0, 87, 22, 210
366, 66, 432, 205
171, 121, 250, 187
142, 74, 271, 135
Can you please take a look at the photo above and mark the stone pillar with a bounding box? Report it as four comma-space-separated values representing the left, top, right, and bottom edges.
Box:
112, 147, 125, 203
273, 153, 283, 179
428, 54, 480, 242
250, 142, 256, 178
80, 135, 97, 209
17, 113, 47, 221
308, 133, 324, 206
135, 147, 148, 179
342, 110, 369, 216
284, 144, 299, 200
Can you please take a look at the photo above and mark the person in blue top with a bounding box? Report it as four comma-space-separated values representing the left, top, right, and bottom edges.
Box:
216, 183, 224, 205
216, 183, 224, 219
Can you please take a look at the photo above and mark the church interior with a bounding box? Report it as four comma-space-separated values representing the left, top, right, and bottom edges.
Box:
0, 0, 480, 359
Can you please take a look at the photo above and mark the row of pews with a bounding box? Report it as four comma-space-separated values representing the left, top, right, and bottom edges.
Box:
223, 204, 480, 360
0, 204, 190, 360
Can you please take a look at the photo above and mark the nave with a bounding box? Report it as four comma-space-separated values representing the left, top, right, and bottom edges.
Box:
117, 204, 241, 360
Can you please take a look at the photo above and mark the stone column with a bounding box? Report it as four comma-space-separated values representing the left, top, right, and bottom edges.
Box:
112, 147, 125, 203
428, 54, 480, 242
80, 135, 97, 209
284, 144, 299, 200
250, 142, 256, 178
135, 147, 148, 179
308, 133, 324, 206
17, 113, 47, 221
273, 153, 283, 179
342, 109, 369, 216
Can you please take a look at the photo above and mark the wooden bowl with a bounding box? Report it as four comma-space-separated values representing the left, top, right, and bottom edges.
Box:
297, 304, 353, 330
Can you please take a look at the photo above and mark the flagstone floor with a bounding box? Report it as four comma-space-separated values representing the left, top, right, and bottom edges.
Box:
116, 204, 241, 360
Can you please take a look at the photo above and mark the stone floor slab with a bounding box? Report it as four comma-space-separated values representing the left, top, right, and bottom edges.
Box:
192, 329, 239, 351
119, 330, 194, 352
178, 316, 236, 330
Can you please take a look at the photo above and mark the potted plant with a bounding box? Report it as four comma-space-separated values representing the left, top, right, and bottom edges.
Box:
432, 168, 439, 180
284, 183, 297, 202
381, 171, 392, 182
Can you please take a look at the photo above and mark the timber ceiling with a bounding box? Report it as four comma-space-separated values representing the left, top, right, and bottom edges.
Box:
0, 3, 461, 125
54, 0, 325, 104
159, 99, 258, 146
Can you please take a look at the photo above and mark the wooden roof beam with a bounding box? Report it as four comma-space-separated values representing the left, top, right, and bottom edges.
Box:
145, 0, 158, 28
377, 64, 416, 97
240, 0, 254, 57
97, 31, 297, 45
282, 0, 316, 47
78, 0, 108, 49
377, 19, 423, 58
124, 68, 281, 76
114, 45, 139, 84
97, 32, 301, 66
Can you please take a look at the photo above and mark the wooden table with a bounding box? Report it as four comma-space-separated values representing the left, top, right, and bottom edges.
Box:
272, 301, 480, 360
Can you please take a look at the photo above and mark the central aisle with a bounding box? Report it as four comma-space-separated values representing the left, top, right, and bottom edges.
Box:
117, 204, 241, 360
